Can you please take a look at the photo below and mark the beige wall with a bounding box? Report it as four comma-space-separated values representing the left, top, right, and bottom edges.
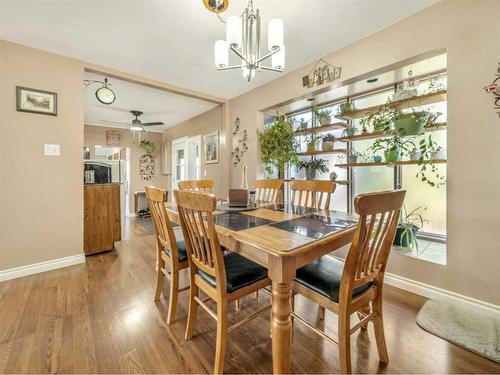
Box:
0, 40, 84, 270
227, 0, 500, 305
84, 125, 169, 214
162, 106, 227, 198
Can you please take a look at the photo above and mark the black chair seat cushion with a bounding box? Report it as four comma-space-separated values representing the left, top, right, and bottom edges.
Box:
163, 240, 188, 262
198, 252, 268, 293
295, 256, 372, 302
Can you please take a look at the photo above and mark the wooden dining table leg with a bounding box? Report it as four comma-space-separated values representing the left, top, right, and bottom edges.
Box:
269, 256, 295, 374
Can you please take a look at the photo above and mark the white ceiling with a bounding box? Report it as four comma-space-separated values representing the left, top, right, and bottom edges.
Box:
84, 72, 218, 132
0, 0, 439, 100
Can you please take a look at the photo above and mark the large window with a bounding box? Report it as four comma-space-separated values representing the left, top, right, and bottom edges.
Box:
283, 71, 447, 264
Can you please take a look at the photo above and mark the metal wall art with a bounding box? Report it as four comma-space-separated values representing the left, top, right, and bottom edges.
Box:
302, 59, 341, 88
483, 63, 500, 117
139, 154, 155, 181
232, 117, 248, 166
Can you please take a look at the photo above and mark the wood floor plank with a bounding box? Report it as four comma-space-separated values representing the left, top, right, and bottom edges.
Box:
0, 217, 498, 374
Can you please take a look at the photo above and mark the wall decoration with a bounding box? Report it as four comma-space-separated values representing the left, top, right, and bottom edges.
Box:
483, 63, 500, 117
139, 154, 155, 181
16, 86, 57, 116
140, 139, 156, 154
205, 130, 219, 164
106, 130, 121, 146
302, 59, 341, 88
232, 117, 248, 166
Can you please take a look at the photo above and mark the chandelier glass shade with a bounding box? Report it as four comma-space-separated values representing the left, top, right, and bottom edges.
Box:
214, 0, 284, 81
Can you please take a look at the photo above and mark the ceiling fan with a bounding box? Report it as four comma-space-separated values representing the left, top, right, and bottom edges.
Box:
101, 110, 164, 131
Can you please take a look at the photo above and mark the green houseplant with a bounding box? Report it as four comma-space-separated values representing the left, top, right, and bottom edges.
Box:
338, 101, 356, 115
369, 135, 415, 163
305, 133, 322, 152
258, 116, 299, 178
415, 135, 446, 188
140, 139, 156, 154
312, 104, 332, 126
392, 110, 431, 136
321, 133, 335, 151
295, 159, 329, 180
360, 103, 396, 132
393, 205, 428, 254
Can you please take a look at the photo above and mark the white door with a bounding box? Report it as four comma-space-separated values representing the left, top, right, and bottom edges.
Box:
186, 136, 201, 180
172, 138, 187, 192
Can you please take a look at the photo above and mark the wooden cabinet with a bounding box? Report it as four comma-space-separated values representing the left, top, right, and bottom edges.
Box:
84, 183, 121, 255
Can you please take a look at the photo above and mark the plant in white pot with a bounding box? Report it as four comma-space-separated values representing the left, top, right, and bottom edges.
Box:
312, 104, 332, 126
321, 133, 335, 151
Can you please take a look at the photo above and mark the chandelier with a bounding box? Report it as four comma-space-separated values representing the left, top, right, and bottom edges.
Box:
213, 0, 285, 81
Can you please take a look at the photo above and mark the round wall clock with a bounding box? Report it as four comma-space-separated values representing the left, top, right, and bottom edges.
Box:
95, 79, 116, 105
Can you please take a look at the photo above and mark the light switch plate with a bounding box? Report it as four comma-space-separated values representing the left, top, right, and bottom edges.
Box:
44, 144, 60, 156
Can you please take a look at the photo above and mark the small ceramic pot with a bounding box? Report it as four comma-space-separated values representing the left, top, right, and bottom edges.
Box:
431, 149, 446, 159
409, 150, 422, 161
347, 154, 358, 164
319, 115, 331, 126
329, 171, 337, 181
373, 155, 382, 163
305, 168, 317, 180
322, 140, 334, 151
384, 148, 400, 163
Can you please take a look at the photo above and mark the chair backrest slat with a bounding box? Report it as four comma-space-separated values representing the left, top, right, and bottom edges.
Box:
175, 190, 227, 290
289, 180, 336, 210
253, 179, 283, 203
340, 190, 406, 301
145, 186, 179, 261
178, 179, 215, 194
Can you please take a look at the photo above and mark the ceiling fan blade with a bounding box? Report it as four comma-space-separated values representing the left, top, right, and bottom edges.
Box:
100, 119, 131, 125
141, 122, 165, 126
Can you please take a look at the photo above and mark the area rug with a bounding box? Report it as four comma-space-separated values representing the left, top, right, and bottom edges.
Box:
417, 300, 500, 363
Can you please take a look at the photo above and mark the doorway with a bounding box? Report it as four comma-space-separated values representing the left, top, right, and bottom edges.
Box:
172, 135, 202, 196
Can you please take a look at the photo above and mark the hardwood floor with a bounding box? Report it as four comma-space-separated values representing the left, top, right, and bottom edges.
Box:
0, 218, 498, 373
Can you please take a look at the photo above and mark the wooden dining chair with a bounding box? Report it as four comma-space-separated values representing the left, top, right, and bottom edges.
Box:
289, 180, 336, 210
145, 186, 189, 324
178, 179, 214, 193
254, 179, 283, 203
174, 190, 271, 374
291, 190, 406, 373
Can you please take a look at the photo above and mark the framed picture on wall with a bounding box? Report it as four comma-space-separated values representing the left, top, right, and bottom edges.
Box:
204, 130, 219, 164
16, 86, 57, 116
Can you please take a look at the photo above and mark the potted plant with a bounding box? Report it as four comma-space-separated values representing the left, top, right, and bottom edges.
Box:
369, 135, 415, 163
329, 171, 337, 181
431, 146, 446, 160
373, 155, 383, 163
321, 133, 335, 151
360, 103, 396, 132
392, 110, 431, 136
305, 134, 322, 152
140, 139, 156, 154
347, 151, 360, 164
409, 149, 422, 161
338, 101, 356, 115
295, 159, 329, 180
394, 205, 428, 255
342, 125, 356, 137
312, 104, 332, 126
258, 115, 299, 178
296, 118, 308, 131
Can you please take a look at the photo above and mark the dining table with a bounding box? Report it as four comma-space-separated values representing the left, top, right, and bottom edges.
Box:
165, 201, 358, 374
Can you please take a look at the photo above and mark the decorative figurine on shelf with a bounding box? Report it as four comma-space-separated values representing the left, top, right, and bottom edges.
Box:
240, 164, 249, 189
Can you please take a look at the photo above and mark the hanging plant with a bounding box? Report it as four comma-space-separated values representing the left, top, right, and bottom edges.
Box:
140, 139, 155, 154
258, 115, 299, 177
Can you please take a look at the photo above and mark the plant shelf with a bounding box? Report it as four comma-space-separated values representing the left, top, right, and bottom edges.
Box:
295, 122, 346, 135
337, 90, 447, 120
298, 148, 348, 156
335, 159, 447, 168
336, 123, 447, 142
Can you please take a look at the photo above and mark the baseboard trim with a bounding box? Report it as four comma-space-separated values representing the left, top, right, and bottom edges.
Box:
0, 254, 85, 282
385, 272, 500, 316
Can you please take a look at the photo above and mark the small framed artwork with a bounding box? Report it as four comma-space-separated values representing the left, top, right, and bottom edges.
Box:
106, 130, 121, 146
16, 86, 57, 116
204, 130, 219, 164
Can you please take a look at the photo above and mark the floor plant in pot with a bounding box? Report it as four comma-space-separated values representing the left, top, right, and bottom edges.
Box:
295, 159, 329, 180
258, 115, 299, 178
394, 205, 428, 256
